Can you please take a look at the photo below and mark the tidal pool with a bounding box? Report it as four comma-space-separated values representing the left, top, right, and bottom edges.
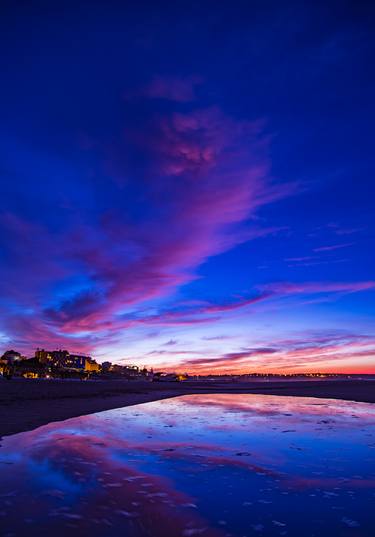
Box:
0, 394, 374, 537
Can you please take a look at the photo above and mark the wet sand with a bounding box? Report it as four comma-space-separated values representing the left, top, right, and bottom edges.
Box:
1, 378, 374, 437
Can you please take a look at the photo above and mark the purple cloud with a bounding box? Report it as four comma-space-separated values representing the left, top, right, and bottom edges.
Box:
184, 347, 279, 367
0, 100, 294, 352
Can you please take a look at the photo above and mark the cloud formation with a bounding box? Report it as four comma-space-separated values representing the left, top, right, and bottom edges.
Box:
0, 1, 374, 375
0, 81, 295, 354
313, 242, 355, 252
173, 332, 375, 374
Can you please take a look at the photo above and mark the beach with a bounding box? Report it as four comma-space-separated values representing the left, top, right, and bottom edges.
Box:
1, 377, 374, 438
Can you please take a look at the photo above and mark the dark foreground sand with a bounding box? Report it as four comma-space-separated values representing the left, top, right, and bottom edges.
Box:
1, 378, 374, 437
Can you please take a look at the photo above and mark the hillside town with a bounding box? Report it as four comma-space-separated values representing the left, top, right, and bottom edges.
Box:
0, 348, 185, 381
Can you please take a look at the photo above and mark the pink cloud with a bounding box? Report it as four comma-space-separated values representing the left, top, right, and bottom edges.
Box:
43, 278, 375, 346
176, 332, 375, 374
184, 347, 279, 367
2, 313, 94, 355
31, 107, 291, 344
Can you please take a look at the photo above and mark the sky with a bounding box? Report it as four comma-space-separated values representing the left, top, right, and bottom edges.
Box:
0, 1, 374, 374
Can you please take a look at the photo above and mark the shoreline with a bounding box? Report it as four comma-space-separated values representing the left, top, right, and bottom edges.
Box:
1, 378, 374, 438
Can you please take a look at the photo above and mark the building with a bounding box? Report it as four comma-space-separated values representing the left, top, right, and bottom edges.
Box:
16, 357, 46, 379
63, 352, 86, 370
35, 349, 68, 367
84, 358, 100, 373
34, 349, 100, 373
35, 349, 53, 364
109, 364, 141, 378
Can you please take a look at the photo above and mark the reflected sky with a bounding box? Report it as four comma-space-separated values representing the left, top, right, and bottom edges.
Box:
0, 394, 374, 537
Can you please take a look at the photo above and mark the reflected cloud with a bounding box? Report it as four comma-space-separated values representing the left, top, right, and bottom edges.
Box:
0, 394, 374, 536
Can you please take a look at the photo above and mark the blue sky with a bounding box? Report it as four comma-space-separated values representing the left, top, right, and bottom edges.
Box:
0, 1, 374, 372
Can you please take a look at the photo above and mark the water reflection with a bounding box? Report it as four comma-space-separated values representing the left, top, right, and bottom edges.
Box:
0, 394, 374, 536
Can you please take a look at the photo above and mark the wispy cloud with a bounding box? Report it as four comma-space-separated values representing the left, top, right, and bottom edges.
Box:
162, 339, 179, 346
313, 242, 355, 252
262, 280, 375, 296
184, 347, 279, 367
285, 256, 315, 262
